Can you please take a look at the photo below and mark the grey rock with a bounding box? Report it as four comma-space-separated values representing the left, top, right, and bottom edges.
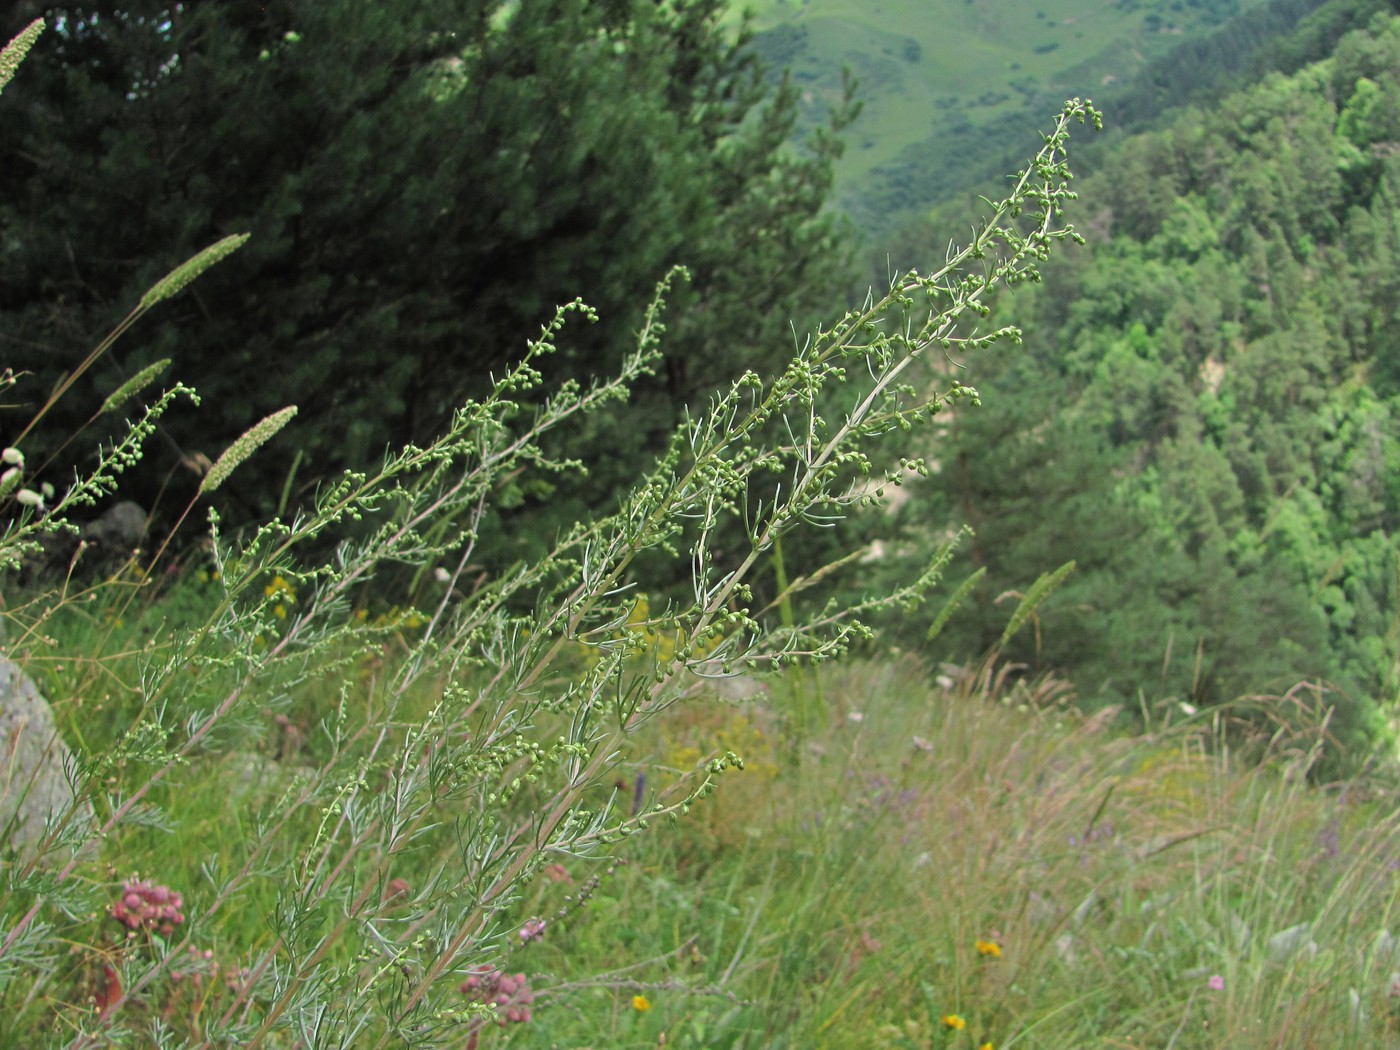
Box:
80, 501, 148, 553
0, 655, 93, 860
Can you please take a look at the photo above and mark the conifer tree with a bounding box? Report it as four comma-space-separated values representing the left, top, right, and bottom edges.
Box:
0, 1, 855, 526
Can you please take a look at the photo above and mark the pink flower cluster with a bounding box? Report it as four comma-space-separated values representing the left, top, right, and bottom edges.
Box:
111, 880, 185, 937
460, 969, 534, 1025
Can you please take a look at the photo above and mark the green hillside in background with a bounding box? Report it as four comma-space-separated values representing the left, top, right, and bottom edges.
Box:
745, 0, 1277, 230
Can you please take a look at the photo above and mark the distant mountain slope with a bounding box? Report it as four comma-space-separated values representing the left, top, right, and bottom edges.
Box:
1102, 0, 1398, 129
745, 0, 1321, 232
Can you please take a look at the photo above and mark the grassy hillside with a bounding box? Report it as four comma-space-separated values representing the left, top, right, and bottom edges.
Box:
533, 658, 1400, 1049
21, 607, 1400, 1048
742, 0, 1277, 229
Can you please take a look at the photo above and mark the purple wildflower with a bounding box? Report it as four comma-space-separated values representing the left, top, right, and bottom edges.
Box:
111, 880, 185, 937
460, 968, 535, 1025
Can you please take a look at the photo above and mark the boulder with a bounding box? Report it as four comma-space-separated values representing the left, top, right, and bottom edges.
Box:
0, 655, 92, 860
80, 500, 148, 556
18, 500, 148, 583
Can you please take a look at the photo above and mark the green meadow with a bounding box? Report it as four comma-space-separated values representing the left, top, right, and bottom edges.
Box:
740, 0, 1272, 224
18, 589, 1400, 1048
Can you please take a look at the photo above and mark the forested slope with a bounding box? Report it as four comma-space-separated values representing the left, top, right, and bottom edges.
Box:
1098, 0, 1395, 131
893, 13, 1400, 751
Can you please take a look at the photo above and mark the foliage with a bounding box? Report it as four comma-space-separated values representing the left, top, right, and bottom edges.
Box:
0, 0, 856, 533
1099, 0, 1381, 132
885, 13, 1400, 759
0, 13, 1103, 1042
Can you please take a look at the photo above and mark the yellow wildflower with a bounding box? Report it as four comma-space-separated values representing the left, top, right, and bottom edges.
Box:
975, 938, 1002, 958
264, 574, 296, 601
942, 1014, 966, 1031
632, 994, 651, 1013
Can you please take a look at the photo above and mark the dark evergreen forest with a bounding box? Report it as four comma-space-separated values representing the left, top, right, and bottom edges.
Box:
0, 0, 855, 540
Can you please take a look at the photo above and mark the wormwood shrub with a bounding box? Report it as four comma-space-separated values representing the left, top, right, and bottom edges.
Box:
0, 18, 1100, 1047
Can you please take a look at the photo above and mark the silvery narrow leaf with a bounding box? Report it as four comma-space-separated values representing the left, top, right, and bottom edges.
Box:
1267, 923, 1317, 964
1373, 930, 1399, 965
1139, 890, 1177, 915
1231, 912, 1251, 951
1071, 890, 1098, 927
1139, 921, 1161, 948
